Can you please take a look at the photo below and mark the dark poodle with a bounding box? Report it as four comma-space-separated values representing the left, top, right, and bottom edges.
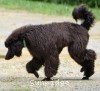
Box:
5, 4, 96, 81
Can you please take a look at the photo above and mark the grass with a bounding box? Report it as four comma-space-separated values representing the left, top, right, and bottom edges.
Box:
0, 0, 73, 16
0, 0, 100, 20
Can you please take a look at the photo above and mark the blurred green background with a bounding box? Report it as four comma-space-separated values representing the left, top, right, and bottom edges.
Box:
0, 0, 99, 20
31, 0, 100, 8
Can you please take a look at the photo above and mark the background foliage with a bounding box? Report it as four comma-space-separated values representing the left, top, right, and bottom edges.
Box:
0, 0, 99, 20
31, 0, 100, 8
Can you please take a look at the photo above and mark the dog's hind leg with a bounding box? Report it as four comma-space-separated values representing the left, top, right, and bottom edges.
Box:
26, 57, 44, 78
81, 49, 96, 80
43, 52, 59, 81
68, 43, 96, 80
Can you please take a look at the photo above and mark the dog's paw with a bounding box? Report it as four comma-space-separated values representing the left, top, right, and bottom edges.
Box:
33, 71, 39, 78
42, 77, 52, 81
82, 77, 89, 80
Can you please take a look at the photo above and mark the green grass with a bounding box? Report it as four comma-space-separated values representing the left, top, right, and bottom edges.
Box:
0, 0, 100, 20
92, 8, 100, 20
0, 0, 73, 16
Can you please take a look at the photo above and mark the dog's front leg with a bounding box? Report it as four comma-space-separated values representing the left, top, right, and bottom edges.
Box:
26, 57, 44, 78
43, 53, 59, 81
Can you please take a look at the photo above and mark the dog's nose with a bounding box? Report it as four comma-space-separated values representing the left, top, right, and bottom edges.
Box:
5, 55, 11, 60
5, 56, 10, 60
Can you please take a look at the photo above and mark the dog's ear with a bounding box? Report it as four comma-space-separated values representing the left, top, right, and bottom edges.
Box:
5, 39, 24, 60
14, 41, 24, 57
5, 41, 24, 60
5, 31, 24, 48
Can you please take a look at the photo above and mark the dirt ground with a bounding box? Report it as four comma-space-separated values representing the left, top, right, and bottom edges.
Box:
0, 9, 100, 91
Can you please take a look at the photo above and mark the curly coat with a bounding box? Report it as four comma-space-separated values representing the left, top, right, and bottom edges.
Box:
5, 4, 96, 81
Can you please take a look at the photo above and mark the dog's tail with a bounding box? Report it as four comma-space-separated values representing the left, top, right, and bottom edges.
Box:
72, 4, 95, 30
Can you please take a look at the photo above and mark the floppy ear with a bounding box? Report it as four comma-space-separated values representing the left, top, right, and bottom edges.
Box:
14, 41, 24, 57
5, 40, 24, 60
5, 31, 21, 48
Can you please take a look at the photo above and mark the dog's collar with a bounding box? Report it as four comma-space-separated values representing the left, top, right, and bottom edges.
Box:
23, 39, 26, 47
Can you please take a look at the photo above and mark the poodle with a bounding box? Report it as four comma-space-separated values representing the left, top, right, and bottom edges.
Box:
5, 4, 96, 81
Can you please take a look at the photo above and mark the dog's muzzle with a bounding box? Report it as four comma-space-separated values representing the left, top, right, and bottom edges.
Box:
5, 48, 14, 60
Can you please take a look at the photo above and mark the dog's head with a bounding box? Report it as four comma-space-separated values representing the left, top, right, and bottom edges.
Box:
5, 36, 24, 60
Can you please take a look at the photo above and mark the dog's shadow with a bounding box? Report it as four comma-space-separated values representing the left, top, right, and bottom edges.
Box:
35, 77, 95, 81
